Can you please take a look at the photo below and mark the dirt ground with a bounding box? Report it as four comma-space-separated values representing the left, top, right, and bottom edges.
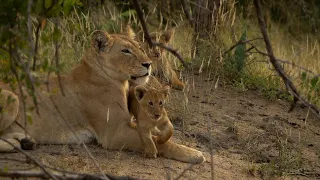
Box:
1, 72, 320, 180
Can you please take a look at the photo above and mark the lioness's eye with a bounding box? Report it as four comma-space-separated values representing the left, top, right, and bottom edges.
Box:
121, 49, 131, 54
148, 101, 153, 106
159, 101, 163, 106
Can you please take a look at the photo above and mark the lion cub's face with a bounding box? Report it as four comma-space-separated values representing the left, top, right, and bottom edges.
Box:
134, 85, 170, 120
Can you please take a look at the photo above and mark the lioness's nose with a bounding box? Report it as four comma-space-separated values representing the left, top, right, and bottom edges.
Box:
142, 62, 151, 69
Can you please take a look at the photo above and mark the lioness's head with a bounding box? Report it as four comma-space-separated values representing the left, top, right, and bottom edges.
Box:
134, 85, 170, 120
138, 30, 173, 61
87, 30, 152, 83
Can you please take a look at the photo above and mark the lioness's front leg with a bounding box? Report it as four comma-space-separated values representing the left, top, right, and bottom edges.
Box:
108, 121, 205, 164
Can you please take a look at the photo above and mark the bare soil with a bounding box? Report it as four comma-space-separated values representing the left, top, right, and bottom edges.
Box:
1, 73, 320, 180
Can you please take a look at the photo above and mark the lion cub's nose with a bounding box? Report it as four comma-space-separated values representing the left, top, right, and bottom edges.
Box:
141, 62, 151, 69
154, 114, 161, 119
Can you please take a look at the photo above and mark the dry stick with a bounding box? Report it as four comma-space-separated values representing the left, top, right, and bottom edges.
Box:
153, 42, 189, 68
32, 21, 41, 71
53, 18, 65, 96
173, 164, 196, 180
9, 43, 29, 140
0, 157, 139, 180
0, 138, 58, 180
221, 37, 263, 57
245, 43, 320, 76
0, 170, 140, 180
253, 0, 320, 118
131, 0, 189, 68
131, 0, 153, 47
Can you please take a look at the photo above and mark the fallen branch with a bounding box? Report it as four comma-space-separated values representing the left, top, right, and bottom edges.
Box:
253, 0, 320, 117
131, 0, 189, 68
0, 138, 58, 180
0, 171, 139, 180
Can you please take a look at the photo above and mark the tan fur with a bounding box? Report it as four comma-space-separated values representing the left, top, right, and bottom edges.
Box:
0, 30, 205, 164
128, 83, 173, 158
127, 27, 185, 90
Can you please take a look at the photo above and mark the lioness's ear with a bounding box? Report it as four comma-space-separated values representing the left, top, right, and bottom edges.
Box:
126, 25, 136, 40
160, 29, 173, 44
161, 85, 170, 98
91, 30, 110, 51
134, 86, 148, 101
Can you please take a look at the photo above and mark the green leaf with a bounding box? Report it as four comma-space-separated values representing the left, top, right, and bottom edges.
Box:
311, 76, 319, 88
234, 30, 247, 72
53, 27, 62, 41
2, 165, 9, 172
63, 0, 77, 15
301, 72, 307, 81
27, 112, 33, 125
120, 9, 136, 19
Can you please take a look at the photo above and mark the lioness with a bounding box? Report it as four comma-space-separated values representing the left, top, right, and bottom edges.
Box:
0, 30, 205, 164
127, 27, 185, 90
128, 84, 173, 158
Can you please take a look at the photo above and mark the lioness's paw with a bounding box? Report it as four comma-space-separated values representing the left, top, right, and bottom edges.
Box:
171, 81, 185, 91
144, 148, 158, 158
20, 138, 36, 150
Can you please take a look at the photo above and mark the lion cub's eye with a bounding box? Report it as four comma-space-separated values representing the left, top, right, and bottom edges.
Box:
121, 49, 131, 54
148, 101, 153, 106
159, 101, 163, 106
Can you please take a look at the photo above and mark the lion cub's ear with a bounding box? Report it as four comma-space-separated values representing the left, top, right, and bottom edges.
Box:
134, 86, 148, 101
125, 25, 136, 40
91, 30, 110, 51
161, 85, 170, 98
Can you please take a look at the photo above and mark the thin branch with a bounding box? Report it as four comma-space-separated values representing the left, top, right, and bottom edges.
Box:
276, 59, 320, 77
253, 0, 320, 118
153, 42, 189, 68
181, 0, 194, 27
53, 18, 65, 96
48, 96, 110, 180
173, 164, 196, 180
32, 20, 42, 71
131, 0, 189, 69
131, 0, 153, 48
0, 138, 58, 180
222, 37, 263, 57
0, 170, 140, 180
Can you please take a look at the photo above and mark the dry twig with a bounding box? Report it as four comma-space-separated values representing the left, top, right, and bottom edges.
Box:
0, 170, 139, 180
0, 138, 58, 180
131, 0, 189, 68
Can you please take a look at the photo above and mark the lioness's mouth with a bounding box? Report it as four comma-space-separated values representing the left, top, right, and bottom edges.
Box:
130, 72, 149, 80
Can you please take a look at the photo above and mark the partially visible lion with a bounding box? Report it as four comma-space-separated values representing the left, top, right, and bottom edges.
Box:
127, 27, 185, 90
0, 30, 205, 164
128, 82, 173, 158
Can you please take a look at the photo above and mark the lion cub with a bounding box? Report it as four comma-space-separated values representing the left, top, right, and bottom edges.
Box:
128, 84, 173, 158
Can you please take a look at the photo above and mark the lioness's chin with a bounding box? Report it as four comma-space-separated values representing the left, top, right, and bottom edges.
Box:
131, 74, 150, 85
